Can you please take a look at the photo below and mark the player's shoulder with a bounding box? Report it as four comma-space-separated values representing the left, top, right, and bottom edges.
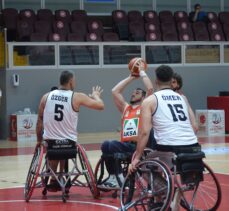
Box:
143, 94, 156, 105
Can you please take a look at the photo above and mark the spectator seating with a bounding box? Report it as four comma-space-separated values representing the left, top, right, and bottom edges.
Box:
2, 8, 18, 41
2, 8, 229, 42
71, 10, 88, 23
37, 9, 54, 23
177, 21, 194, 41
86, 32, 102, 42
174, 11, 189, 23
161, 22, 178, 41
208, 22, 225, 41
112, 10, 129, 40
87, 19, 104, 36
159, 10, 174, 23
219, 12, 229, 24
48, 33, 66, 41
145, 32, 161, 41
67, 33, 85, 42
55, 9, 71, 23
52, 20, 69, 36
207, 12, 219, 23
30, 33, 47, 41
17, 19, 34, 41
128, 10, 143, 22
34, 20, 52, 36
70, 21, 88, 36
102, 32, 119, 41
129, 20, 145, 41
143, 10, 159, 24
223, 24, 229, 41
19, 9, 36, 25
192, 22, 210, 41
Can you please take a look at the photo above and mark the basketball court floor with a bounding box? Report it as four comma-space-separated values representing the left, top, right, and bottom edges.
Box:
0, 132, 228, 211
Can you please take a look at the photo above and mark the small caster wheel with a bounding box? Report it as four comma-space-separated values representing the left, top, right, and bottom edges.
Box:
42, 188, 47, 196
112, 191, 118, 198
62, 195, 66, 203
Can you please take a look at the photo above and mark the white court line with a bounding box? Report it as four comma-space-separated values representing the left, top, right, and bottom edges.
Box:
0, 199, 119, 210
0, 186, 24, 190
205, 159, 229, 163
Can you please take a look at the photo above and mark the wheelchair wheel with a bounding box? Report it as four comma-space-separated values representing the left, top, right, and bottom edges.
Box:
120, 159, 174, 211
24, 144, 44, 202
94, 158, 111, 191
77, 144, 100, 198
131, 148, 154, 162
180, 162, 221, 211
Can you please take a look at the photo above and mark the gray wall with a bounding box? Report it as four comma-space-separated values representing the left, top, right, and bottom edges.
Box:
0, 65, 229, 139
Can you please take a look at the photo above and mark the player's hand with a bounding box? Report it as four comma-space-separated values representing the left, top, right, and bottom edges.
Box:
90, 86, 103, 98
138, 60, 146, 72
128, 158, 140, 174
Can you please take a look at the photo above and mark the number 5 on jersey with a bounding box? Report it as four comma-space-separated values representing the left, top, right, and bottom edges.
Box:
54, 104, 64, 121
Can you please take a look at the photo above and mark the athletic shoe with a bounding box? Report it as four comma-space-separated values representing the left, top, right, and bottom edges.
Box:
102, 175, 120, 188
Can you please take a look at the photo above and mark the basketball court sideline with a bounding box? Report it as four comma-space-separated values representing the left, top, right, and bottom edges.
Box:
0, 132, 229, 210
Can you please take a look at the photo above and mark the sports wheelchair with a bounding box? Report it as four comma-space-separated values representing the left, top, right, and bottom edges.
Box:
119, 146, 222, 211
95, 149, 153, 198
24, 139, 99, 202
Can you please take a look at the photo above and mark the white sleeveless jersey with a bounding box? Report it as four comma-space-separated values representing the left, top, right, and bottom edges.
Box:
152, 89, 197, 146
43, 89, 78, 142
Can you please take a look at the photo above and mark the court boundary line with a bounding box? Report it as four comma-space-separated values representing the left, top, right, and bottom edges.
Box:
0, 199, 119, 210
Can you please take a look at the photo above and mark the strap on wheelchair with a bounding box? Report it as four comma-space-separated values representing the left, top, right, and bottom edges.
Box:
175, 151, 205, 162
45, 139, 77, 160
155, 143, 202, 154
102, 152, 132, 160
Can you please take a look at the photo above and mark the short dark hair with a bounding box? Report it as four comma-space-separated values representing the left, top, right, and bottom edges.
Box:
60, 70, 74, 85
136, 88, 146, 97
50, 86, 58, 91
194, 3, 201, 10
172, 72, 183, 89
155, 65, 174, 83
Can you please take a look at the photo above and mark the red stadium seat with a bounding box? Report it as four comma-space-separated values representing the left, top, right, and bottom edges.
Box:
87, 19, 104, 36
52, 20, 69, 36
143, 10, 159, 24
102, 32, 119, 41
19, 9, 36, 25
37, 9, 54, 23
71, 10, 88, 23
159, 10, 174, 23
128, 10, 143, 23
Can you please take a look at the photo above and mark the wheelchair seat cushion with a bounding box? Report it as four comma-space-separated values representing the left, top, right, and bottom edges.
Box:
174, 151, 205, 184
45, 139, 77, 160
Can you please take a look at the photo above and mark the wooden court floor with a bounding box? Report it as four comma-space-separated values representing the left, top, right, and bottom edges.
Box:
0, 132, 229, 211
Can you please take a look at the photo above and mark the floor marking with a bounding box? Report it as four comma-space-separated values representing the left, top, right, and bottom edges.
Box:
0, 199, 119, 210
202, 146, 229, 155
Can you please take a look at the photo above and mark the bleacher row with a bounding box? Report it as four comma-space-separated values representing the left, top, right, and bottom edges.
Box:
1, 8, 229, 42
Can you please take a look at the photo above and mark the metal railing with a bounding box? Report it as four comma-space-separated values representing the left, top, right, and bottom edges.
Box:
6, 41, 229, 70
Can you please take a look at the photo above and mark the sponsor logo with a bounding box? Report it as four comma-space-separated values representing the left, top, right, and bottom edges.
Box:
23, 118, 33, 129
123, 118, 139, 137
212, 113, 221, 124
55, 139, 69, 145
199, 114, 206, 124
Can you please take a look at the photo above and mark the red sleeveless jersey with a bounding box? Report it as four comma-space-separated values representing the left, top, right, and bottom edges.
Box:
121, 105, 141, 142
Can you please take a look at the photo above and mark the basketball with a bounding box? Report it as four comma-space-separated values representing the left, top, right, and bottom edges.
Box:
128, 57, 148, 77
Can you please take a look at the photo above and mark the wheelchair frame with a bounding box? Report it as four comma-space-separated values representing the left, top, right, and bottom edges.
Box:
95, 152, 131, 198
119, 150, 222, 211
94, 148, 154, 198
24, 142, 99, 202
